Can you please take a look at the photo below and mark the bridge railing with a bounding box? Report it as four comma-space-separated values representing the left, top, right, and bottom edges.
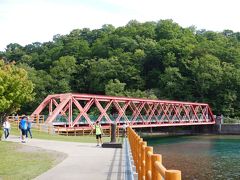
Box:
7, 115, 45, 124
127, 127, 181, 180
7, 115, 55, 134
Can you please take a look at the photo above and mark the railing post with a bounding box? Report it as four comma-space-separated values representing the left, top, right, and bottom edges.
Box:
109, 125, 111, 137
134, 136, 140, 166
165, 170, 181, 180
137, 138, 143, 173
37, 115, 39, 124
139, 141, 147, 179
151, 154, 161, 180
128, 127, 181, 180
145, 146, 153, 180
141, 141, 147, 180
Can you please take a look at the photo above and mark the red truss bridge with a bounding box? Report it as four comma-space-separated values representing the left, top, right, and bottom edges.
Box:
31, 93, 215, 129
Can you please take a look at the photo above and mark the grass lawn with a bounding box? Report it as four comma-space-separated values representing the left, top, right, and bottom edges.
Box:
0, 125, 123, 180
9, 124, 123, 143
0, 141, 65, 180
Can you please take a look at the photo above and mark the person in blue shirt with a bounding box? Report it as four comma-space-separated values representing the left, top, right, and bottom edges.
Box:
19, 116, 27, 143
26, 116, 32, 139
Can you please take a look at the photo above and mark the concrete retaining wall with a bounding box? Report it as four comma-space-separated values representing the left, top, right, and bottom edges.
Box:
217, 124, 240, 134
137, 124, 240, 135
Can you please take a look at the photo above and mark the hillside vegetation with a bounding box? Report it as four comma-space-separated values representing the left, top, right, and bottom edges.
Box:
1, 20, 240, 117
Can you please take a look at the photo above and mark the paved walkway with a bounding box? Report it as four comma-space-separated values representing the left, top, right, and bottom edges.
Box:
6, 136, 125, 180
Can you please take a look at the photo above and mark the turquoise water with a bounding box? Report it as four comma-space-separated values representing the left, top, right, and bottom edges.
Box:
144, 135, 240, 180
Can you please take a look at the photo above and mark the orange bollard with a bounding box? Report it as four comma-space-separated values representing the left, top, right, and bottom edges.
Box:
141, 142, 147, 180
133, 136, 139, 165
137, 138, 143, 173
139, 141, 147, 180
151, 154, 162, 180
165, 170, 181, 180
145, 146, 153, 180
133, 135, 138, 166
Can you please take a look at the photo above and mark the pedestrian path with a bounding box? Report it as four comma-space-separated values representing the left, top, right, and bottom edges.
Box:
6, 136, 126, 180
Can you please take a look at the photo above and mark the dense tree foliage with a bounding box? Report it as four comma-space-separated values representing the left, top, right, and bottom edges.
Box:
1, 19, 240, 117
0, 60, 34, 123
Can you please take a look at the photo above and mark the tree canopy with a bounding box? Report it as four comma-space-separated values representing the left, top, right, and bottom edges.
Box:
1, 19, 240, 117
0, 60, 34, 123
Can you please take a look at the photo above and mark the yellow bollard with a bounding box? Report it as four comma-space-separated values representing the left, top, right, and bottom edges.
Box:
151, 154, 162, 180
145, 146, 153, 180
165, 170, 181, 180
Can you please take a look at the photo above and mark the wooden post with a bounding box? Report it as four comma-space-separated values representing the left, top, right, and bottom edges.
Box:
37, 115, 39, 124
165, 170, 181, 180
151, 154, 162, 180
145, 146, 153, 180
109, 126, 111, 137
137, 138, 143, 174
141, 142, 147, 180
139, 141, 147, 180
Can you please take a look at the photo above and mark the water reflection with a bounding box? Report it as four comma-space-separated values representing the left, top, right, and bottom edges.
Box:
144, 135, 240, 180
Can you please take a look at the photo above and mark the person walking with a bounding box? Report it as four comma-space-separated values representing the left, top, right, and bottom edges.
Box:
19, 116, 27, 143
3, 119, 11, 139
26, 116, 33, 139
95, 121, 103, 146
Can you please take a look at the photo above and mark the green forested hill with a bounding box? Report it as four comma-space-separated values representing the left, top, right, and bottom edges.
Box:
1, 19, 240, 117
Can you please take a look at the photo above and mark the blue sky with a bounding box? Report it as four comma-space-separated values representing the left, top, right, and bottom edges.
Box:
0, 0, 240, 51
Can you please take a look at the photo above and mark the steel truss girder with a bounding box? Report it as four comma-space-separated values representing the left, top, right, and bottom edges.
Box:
31, 93, 216, 128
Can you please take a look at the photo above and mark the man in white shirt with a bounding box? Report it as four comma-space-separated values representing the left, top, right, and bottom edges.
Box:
3, 119, 11, 139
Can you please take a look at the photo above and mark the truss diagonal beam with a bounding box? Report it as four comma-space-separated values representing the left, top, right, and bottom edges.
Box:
45, 95, 71, 123
72, 98, 94, 127
72, 98, 93, 127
